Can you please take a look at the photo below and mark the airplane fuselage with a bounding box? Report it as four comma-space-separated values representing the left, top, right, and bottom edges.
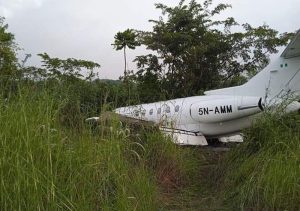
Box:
115, 95, 262, 137
114, 30, 300, 145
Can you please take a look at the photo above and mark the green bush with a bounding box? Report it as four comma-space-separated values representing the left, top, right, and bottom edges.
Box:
221, 113, 300, 210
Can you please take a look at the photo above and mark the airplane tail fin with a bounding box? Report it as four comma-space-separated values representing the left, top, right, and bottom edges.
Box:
205, 29, 300, 101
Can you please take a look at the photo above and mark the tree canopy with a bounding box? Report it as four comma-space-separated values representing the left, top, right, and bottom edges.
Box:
112, 29, 140, 78
133, 0, 294, 100
0, 17, 18, 78
23, 53, 101, 82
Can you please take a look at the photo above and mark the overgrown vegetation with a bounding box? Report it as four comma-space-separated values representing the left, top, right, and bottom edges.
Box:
0, 0, 299, 210
0, 84, 204, 210
1, 85, 299, 210
218, 113, 300, 210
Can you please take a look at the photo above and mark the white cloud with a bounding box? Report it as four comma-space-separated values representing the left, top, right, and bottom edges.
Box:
0, 6, 12, 17
0, 0, 45, 18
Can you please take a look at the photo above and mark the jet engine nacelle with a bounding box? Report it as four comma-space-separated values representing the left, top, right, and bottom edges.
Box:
190, 96, 263, 123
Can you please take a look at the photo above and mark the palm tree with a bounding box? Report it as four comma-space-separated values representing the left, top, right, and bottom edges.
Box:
112, 29, 140, 79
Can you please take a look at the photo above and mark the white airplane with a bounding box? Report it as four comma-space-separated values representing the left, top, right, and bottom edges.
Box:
88, 30, 300, 146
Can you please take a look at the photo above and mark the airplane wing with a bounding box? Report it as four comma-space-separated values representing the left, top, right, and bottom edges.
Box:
86, 112, 208, 145
281, 29, 300, 59
86, 111, 156, 128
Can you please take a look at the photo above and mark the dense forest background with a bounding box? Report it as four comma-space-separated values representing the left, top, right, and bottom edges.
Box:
1, 0, 294, 111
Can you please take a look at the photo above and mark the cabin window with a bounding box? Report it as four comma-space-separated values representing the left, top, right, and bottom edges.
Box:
141, 110, 146, 117
175, 105, 180, 112
134, 110, 139, 117
157, 108, 161, 114
165, 106, 170, 113
149, 109, 153, 115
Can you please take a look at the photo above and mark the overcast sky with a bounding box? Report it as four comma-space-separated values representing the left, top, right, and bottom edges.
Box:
1, 0, 299, 79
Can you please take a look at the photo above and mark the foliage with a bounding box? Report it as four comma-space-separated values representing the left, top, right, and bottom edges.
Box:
0, 17, 18, 77
133, 54, 165, 102
0, 88, 158, 210
24, 53, 100, 81
112, 29, 141, 105
218, 112, 300, 210
0, 6, 299, 210
112, 29, 140, 78
133, 0, 294, 99
0, 84, 204, 210
112, 29, 140, 51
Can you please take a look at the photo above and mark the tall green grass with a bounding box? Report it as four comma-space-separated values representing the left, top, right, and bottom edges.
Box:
0, 84, 202, 210
220, 112, 300, 210
0, 86, 159, 210
2, 83, 299, 210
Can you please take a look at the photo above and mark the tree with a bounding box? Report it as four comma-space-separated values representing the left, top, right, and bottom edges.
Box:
112, 29, 140, 79
134, 54, 164, 102
25, 53, 100, 81
0, 17, 18, 78
134, 0, 294, 99
112, 29, 140, 105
